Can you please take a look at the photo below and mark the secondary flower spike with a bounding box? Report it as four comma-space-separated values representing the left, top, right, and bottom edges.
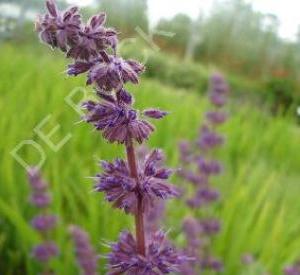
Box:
178, 73, 229, 274
27, 167, 59, 269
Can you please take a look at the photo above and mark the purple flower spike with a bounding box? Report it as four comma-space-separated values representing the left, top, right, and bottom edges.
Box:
32, 242, 59, 262
69, 225, 98, 275
107, 230, 188, 275
143, 109, 168, 119
27, 167, 58, 270
95, 150, 179, 214
209, 72, 229, 107
178, 73, 229, 274
37, 1, 185, 273
31, 215, 57, 231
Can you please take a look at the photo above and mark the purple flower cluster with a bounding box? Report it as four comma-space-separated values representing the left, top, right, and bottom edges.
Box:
69, 225, 98, 275
178, 73, 229, 274
94, 149, 179, 214
31, 242, 59, 263
27, 167, 58, 265
107, 230, 186, 275
36, 0, 116, 58
82, 89, 155, 144
36, 1, 187, 274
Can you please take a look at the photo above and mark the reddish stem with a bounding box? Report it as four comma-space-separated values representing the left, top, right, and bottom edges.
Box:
125, 139, 146, 256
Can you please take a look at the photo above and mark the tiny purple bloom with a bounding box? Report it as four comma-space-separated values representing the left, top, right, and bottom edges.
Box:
197, 157, 222, 175
206, 111, 227, 125
201, 256, 223, 272
241, 253, 255, 265
209, 92, 227, 107
199, 218, 221, 235
31, 215, 57, 231
187, 187, 220, 208
197, 126, 224, 150
210, 73, 229, 95
27, 167, 48, 191
29, 192, 52, 208
32, 242, 59, 262
143, 109, 168, 119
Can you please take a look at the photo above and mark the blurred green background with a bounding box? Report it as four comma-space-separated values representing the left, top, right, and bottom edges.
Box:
1, 0, 300, 274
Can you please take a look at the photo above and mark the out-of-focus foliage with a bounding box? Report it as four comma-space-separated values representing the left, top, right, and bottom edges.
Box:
155, 0, 300, 109
121, 39, 263, 103
156, 14, 192, 55
97, 0, 148, 37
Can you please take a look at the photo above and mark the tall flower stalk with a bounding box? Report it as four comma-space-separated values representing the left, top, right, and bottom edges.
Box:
36, 1, 187, 273
178, 73, 229, 274
27, 167, 58, 274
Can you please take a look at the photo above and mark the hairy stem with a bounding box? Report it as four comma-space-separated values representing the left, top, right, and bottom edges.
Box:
125, 139, 146, 256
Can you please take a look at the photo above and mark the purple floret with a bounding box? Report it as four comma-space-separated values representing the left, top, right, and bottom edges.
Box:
197, 126, 224, 150
86, 54, 144, 91
36, 0, 81, 52
143, 109, 168, 119
31, 215, 57, 231
206, 111, 227, 125
32, 242, 59, 262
